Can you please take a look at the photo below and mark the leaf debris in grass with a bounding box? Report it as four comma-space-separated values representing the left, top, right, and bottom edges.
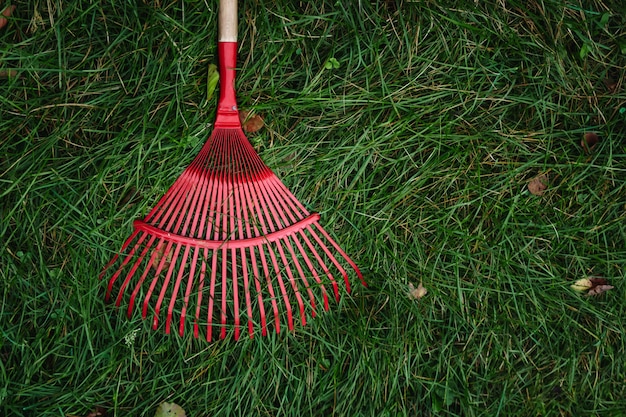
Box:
408, 282, 427, 300
84, 407, 108, 417
604, 77, 618, 93
152, 243, 172, 271
0, 69, 18, 78
239, 110, 264, 133
581, 132, 600, 154
587, 284, 614, 296
0, 5, 15, 30
527, 173, 549, 196
206, 63, 219, 101
155, 402, 186, 417
571, 277, 614, 296
66, 407, 108, 417
586, 277, 614, 296
1, 5, 19, 79
570, 278, 593, 291
117, 186, 141, 208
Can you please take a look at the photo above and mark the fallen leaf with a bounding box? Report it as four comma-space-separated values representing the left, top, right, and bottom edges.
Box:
581, 132, 600, 154
85, 407, 107, 417
239, 110, 264, 133
155, 402, 186, 417
603, 78, 617, 93
571, 276, 614, 296
117, 186, 141, 208
66, 407, 109, 417
206, 63, 219, 101
324, 57, 340, 70
589, 277, 609, 286
571, 278, 592, 292
408, 282, 427, 300
0, 69, 18, 78
527, 173, 548, 196
587, 284, 614, 296
0, 5, 15, 30
152, 243, 172, 272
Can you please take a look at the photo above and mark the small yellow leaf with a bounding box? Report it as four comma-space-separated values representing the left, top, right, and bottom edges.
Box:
571, 278, 592, 292
155, 402, 186, 417
408, 282, 427, 300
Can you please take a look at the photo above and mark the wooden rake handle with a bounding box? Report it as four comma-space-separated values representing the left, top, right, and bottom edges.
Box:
219, 0, 238, 42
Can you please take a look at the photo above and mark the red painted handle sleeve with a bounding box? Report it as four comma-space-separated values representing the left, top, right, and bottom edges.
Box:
215, 42, 241, 128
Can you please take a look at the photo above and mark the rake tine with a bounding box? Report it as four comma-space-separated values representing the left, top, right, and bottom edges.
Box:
258, 243, 282, 334
192, 248, 207, 339
294, 230, 331, 309
286, 234, 322, 315
143, 240, 175, 324
180, 246, 200, 337
124, 235, 160, 315
206, 248, 219, 342
164, 243, 189, 334
221, 247, 228, 340
248, 246, 267, 336
102, 230, 145, 303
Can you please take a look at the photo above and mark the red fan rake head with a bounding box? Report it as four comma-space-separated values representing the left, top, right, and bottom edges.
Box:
100, 31, 365, 341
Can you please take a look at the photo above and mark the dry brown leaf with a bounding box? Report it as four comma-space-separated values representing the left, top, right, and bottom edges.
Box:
589, 277, 609, 286
528, 173, 548, 196
85, 407, 107, 417
408, 282, 427, 300
117, 186, 141, 208
65, 407, 108, 417
0, 69, 18, 78
587, 284, 614, 296
0, 5, 15, 30
604, 77, 618, 93
239, 110, 264, 133
587, 277, 613, 296
581, 132, 600, 154
152, 243, 172, 271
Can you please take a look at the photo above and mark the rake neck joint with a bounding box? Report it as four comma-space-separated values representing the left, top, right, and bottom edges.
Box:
215, 41, 242, 129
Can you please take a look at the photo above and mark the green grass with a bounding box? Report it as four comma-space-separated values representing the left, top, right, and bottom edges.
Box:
2, 0, 626, 415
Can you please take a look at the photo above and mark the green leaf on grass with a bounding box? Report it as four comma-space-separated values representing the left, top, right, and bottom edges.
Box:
598, 12, 610, 29
579, 43, 591, 59
206, 63, 219, 101
324, 57, 341, 70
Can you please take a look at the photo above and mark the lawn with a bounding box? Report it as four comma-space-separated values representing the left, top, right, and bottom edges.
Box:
1, 0, 626, 416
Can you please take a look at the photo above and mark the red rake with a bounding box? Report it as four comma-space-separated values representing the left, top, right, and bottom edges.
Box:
100, 0, 365, 342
